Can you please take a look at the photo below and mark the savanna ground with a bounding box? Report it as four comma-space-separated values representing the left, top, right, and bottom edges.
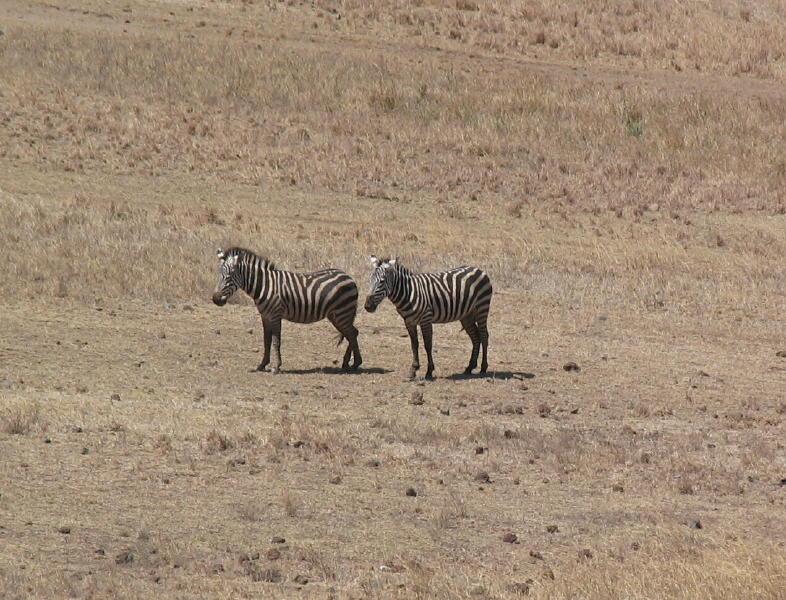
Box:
1, 1, 786, 598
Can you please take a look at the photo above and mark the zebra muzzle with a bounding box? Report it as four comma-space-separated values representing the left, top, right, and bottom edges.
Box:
363, 297, 378, 313
212, 292, 228, 306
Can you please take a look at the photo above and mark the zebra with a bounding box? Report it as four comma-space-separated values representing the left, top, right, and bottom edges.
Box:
212, 247, 362, 373
363, 256, 492, 380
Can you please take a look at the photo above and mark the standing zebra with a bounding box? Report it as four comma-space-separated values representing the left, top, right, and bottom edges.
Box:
212, 247, 362, 373
364, 256, 492, 380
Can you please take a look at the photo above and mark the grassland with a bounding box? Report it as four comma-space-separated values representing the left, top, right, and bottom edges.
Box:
1, 1, 785, 598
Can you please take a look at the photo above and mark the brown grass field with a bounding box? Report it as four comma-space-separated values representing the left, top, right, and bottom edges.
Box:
1, 1, 786, 598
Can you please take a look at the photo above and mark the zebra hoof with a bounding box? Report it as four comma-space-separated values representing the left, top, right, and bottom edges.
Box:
464, 367, 474, 375
256, 364, 269, 372
424, 373, 434, 381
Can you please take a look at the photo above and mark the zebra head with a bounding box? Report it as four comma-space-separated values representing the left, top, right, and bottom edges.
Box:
364, 255, 397, 313
212, 248, 241, 306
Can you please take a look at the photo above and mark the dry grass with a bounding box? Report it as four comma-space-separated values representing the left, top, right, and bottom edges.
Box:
0, 1, 785, 598
1, 16, 786, 215
0, 400, 42, 435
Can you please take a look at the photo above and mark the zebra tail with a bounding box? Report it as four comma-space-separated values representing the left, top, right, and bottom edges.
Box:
335, 333, 345, 348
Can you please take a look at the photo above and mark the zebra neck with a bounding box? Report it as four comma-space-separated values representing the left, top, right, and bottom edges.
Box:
241, 259, 274, 301
388, 270, 413, 307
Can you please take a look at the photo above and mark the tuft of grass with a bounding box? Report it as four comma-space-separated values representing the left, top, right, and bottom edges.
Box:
281, 489, 300, 518
202, 430, 234, 455
1, 401, 40, 435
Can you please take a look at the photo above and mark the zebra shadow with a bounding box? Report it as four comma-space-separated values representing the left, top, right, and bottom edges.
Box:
446, 370, 535, 381
277, 366, 393, 376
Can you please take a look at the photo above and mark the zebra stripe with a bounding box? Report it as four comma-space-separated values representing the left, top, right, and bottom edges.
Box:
212, 247, 362, 373
364, 256, 492, 379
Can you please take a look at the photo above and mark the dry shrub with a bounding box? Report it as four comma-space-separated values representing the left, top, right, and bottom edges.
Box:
1, 400, 41, 435
202, 430, 234, 454
281, 489, 300, 518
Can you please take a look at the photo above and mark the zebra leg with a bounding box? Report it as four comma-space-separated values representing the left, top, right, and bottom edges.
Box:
421, 322, 435, 380
328, 314, 359, 372
349, 327, 362, 370
461, 316, 481, 374
270, 318, 283, 373
257, 318, 273, 372
406, 324, 420, 379
477, 315, 489, 374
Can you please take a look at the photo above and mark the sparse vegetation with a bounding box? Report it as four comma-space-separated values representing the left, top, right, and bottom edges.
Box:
0, 401, 41, 435
0, 0, 784, 598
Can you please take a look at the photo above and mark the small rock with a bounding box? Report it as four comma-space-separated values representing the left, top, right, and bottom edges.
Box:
95, 548, 105, 556
776, 351, 786, 358
631, 542, 640, 551
115, 551, 134, 565
546, 525, 559, 534
439, 407, 450, 416
81, 447, 89, 455
366, 458, 381, 468
779, 478, 786, 487
578, 548, 593, 559
110, 393, 121, 402
72, 426, 83, 433
474, 471, 491, 484
537, 404, 551, 418
58, 526, 71, 534
612, 483, 624, 492
405, 487, 418, 497
409, 391, 425, 405
543, 568, 555, 580
503, 429, 516, 439
266, 548, 281, 560
529, 550, 543, 560
474, 446, 486, 455
292, 440, 304, 448
502, 532, 518, 544
158, 331, 166, 339
270, 536, 286, 544
513, 477, 520, 485
329, 475, 341, 484
44, 437, 51, 444
214, 329, 221, 335
570, 407, 579, 414
563, 362, 580, 372
293, 574, 309, 585
688, 519, 703, 530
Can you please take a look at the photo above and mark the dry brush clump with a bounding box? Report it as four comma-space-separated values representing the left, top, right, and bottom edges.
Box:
0, 400, 42, 435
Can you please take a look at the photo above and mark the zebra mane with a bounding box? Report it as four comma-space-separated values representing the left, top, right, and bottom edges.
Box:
226, 247, 277, 271
382, 258, 411, 275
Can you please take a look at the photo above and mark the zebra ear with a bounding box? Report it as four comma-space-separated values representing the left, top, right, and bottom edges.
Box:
369, 255, 380, 268
217, 248, 225, 260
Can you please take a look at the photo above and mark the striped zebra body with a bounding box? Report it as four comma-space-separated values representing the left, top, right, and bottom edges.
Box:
212, 247, 361, 373
364, 256, 492, 379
